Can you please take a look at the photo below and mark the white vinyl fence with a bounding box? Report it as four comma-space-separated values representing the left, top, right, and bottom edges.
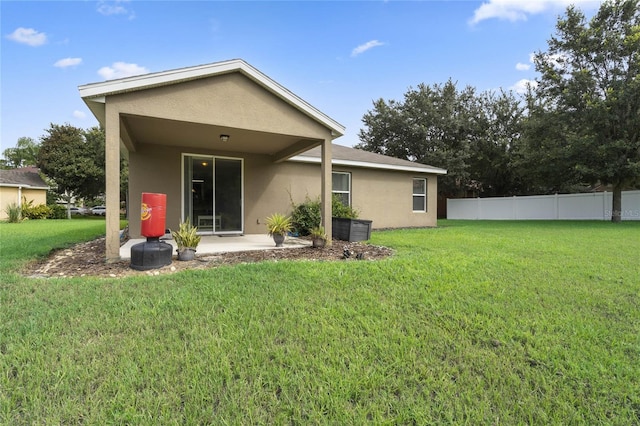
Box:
447, 190, 640, 221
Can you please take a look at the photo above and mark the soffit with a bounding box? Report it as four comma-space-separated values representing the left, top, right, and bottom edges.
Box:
122, 114, 317, 156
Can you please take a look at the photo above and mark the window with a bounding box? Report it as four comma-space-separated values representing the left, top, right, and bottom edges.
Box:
413, 178, 427, 212
332, 172, 351, 206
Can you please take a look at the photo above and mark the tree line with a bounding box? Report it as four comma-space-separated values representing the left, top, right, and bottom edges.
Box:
3, 1, 637, 222
1, 124, 127, 216
357, 0, 639, 222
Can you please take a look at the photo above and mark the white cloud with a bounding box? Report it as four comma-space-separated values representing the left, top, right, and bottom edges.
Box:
98, 62, 149, 80
6, 27, 47, 46
97, 0, 135, 20
54, 57, 82, 68
469, 0, 603, 25
516, 62, 531, 71
351, 40, 385, 57
73, 110, 87, 119
510, 78, 538, 94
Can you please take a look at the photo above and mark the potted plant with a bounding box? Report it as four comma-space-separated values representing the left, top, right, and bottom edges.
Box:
265, 213, 292, 247
309, 225, 327, 248
171, 218, 201, 260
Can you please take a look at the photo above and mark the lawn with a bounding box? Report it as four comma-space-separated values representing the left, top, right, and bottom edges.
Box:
1, 219, 639, 424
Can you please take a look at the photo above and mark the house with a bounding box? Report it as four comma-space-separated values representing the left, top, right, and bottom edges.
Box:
79, 59, 446, 261
0, 167, 49, 220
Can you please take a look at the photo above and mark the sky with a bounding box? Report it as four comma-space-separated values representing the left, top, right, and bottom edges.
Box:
1, 0, 604, 152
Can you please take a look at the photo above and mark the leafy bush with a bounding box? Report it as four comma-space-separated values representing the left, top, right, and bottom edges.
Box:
291, 197, 321, 236
4, 203, 21, 223
21, 198, 52, 220
332, 194, 359, 219
48, 204, 67, 219
290, 195, 359, 235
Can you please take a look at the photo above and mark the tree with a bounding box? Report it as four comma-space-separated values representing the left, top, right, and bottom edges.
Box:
37, 124, 106, 217
533, 0, 640, 222
471, 90, 525, 196
1, 137, 40, 169
357, 80, 524, 198
514, 87, 588, 194
358, 81, 475, 197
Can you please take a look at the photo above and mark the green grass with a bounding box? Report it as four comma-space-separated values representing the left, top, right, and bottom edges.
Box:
1, 220, 639, 424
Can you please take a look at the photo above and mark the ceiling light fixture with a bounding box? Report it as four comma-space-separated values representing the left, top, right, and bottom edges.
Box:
220, 134, 230, 143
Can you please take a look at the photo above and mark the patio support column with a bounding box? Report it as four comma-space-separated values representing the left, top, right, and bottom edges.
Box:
321, 138, 332, 244
105, 104, 121, 262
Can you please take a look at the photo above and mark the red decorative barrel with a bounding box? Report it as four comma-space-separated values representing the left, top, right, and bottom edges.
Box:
140, 193, 166, 238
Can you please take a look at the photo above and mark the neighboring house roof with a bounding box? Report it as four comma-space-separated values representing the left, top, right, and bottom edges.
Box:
0, 167, 49, 189
78, 59, 345, 138
290, 144, 447, 175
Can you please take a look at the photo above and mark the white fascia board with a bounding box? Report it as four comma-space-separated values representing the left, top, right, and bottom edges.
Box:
290, 155, 447, 175
78, 61, 242, 98
78, 59, 345, 137
0, 183, 49, 190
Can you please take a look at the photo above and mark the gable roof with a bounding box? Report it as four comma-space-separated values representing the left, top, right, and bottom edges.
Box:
290, 144, 447, 175
78, 59, 345, 138
0, 167, 49, 189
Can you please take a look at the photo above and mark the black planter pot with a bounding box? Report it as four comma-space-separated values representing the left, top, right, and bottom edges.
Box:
273, 233, 286, 247
177, 248, 196, 261
331, 217, 372, 242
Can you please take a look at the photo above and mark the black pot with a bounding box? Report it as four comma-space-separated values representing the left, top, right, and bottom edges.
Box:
273, 234, 285, 247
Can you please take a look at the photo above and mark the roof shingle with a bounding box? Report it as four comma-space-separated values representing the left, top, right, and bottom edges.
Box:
0, 168, 49, 188
291, 144, 447, 175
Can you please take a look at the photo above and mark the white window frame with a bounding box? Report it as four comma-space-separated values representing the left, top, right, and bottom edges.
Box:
332, 171, 351, 206
412, 178, 427, 212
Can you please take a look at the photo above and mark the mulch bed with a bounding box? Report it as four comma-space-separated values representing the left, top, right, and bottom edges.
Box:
24, 237, 394, 279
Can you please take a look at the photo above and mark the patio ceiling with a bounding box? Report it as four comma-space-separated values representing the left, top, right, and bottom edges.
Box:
121, 113, 321, 157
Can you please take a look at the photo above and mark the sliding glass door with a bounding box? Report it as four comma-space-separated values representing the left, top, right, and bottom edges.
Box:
183, 155, 243, 234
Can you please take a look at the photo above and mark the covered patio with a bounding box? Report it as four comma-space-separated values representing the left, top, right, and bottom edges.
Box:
79, 60, 344, 263
119, 234, 311, 260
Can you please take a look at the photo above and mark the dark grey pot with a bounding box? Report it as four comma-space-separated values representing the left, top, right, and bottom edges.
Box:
273, 234, 285, 247
177, 248, 196, 261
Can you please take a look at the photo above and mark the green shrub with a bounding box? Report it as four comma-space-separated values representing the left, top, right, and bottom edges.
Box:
21, 199, 52, 220
332, 194, 358, 219
291, 197, 321, 236
4, 203, 22, 223
48, 204, 67, 219
290, 195, 359, 235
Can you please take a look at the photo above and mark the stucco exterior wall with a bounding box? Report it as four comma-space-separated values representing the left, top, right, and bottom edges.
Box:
128, 145, 323, 237
348, 167, 438, 228
244, 157, 321, 234
250, 162, 439, 231
0, 187, 17, 220
0, 187, 47, 220
107, 73, 330, 140
127, 144, 438, 237
128, 144, 183, 236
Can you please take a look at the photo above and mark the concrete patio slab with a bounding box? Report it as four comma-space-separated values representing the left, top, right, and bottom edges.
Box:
119, 234, 311, 260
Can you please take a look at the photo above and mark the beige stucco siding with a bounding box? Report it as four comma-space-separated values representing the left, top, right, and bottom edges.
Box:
128, 144, 183, 236
107, 74, 330, 141
127, 144, 438, 238
244, 157, 321, 234
128, 146, 323, 237
349, 168, 438, 228
245, 161, 439, 231
0, 187, 47, 220
0, 187, 18, 220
